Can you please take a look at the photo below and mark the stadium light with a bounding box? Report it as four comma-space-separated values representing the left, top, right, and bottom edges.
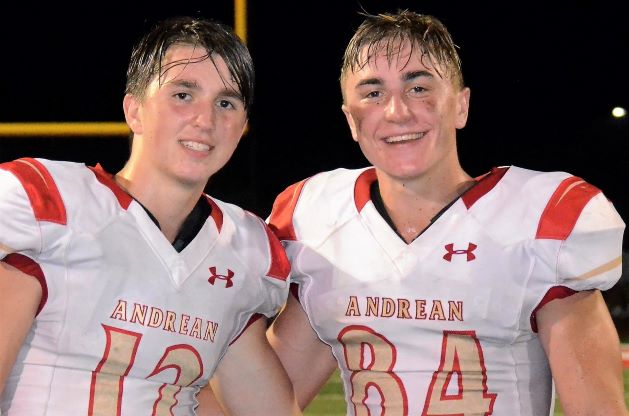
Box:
612, 107, 626, 118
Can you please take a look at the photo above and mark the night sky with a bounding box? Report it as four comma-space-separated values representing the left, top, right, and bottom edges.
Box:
1, 1, 627, 240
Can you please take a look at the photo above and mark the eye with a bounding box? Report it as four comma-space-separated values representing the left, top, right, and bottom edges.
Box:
174, 92, 192, 101
409, 85, 426, 94
365, 90, 382, 99
217, 99, 236, 109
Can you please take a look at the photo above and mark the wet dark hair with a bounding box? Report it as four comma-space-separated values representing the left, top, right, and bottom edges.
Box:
341, 10, 463, 94
125, 16, 254, 115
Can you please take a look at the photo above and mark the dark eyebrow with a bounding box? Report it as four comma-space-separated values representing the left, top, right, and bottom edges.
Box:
355, 70, 434, 89
220, 89, 244, 103
403, 70, 434, 82
167, 79, 243, 102
355, 78, 383, 89
169, 79, 200, 89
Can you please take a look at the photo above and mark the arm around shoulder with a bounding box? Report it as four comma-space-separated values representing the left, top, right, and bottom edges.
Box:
267, 294, 338, 410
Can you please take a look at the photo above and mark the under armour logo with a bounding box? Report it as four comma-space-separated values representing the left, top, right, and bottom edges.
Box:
208, 267, 235, 288
443, 243, 477, 262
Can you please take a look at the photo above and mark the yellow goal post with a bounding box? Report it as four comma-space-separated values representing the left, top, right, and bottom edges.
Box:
0, 1, 247, 139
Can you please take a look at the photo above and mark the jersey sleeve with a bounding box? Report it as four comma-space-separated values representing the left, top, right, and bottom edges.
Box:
267, 179, 309, 242
534, 178, 625, 291
229, 209, 291, 320
257, 217, 291, 316
267, 179, 310, 304
554, 192, 625, 290
225, 213, 292, 344
0, 164, 44, 259
527, 178, 625, 331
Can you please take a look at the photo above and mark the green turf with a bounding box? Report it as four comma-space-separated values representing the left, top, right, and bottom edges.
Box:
304, 369, 629, 415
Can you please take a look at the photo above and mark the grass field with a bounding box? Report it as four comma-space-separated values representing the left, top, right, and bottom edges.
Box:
304, 369, 629, 415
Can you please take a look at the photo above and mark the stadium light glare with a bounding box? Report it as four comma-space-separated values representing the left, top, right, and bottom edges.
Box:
612, 107, 626, 118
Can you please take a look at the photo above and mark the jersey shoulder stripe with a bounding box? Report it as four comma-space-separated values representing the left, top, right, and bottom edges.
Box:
260, 218, 291, 281
354, 168, 377, 211
0, 158, 66, 224
205, 196, 224, 232
462, 166, 509, 209
89, 164, 133, 209
268, 178, 309, 241
536, 176, 601, 240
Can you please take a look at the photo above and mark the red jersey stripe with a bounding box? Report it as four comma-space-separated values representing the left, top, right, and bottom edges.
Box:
262, 221, 290, 281
0, 158, 67, 224
536, 177, 601, 240
268, 179, 309, 241
354, 168, 377, 212
206, 197, 224, 233
462, 167, 509, 209
89, 164, 133, 209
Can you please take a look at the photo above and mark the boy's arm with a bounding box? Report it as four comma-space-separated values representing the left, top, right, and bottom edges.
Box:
537, 289, 628, 415
0, 261, 41, 395
267, 294, 338, 409
201, 318, 302, 416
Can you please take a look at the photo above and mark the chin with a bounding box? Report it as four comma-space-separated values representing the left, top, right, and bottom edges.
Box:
174, 170, 213, 188
385, 165, 426, 179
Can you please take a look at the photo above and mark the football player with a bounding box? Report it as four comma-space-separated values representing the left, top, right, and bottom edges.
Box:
0, 16, 300, 416
267, 10, 627, 415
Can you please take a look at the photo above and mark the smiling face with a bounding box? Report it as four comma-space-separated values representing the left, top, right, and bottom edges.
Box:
123, 44, 247, 189
341, 40, 470, 183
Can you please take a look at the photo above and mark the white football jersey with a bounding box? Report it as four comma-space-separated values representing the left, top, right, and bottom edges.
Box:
0, 158, 290, 415
269, 166, 625, 416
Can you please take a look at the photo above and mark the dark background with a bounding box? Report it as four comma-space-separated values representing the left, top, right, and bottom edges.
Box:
1, 1, 629, 325
1, 1, 627, 220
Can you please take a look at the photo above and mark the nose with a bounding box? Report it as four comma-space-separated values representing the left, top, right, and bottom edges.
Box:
193, 101, 214, 131
384, 94, 412, 123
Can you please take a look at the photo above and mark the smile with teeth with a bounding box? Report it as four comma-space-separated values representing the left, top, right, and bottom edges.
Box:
384, 132, 426, 143
180, 140, 211, 152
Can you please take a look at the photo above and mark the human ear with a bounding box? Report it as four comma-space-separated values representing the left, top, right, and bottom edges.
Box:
342, 104, 359, 142
455, 87, 471, 129
123, 94, 143, 134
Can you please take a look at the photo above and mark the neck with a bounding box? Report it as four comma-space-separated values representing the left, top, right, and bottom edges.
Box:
115, 165, 204, 243
376, 164, 474, 243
